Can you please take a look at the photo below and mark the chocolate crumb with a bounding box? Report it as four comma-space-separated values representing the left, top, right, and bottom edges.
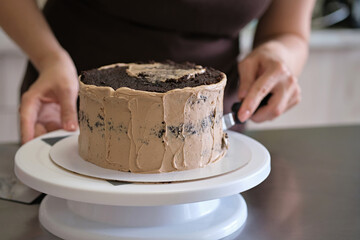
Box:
80, 61, 223, 93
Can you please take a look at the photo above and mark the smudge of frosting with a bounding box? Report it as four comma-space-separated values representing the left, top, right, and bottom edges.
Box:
126, 63, 205, 83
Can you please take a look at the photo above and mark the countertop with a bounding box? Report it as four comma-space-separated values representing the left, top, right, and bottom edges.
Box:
0, 125, 359, 240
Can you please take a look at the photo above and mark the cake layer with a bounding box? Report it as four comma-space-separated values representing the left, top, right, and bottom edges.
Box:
78, 62, 228, 173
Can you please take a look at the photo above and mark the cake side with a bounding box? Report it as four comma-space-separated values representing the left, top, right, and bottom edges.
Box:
78, 62, 228, 173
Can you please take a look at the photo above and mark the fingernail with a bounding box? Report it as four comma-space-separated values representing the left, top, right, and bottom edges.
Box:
69, 123, 76, 130
64, 121, 77, 131
238, 110, 250, 123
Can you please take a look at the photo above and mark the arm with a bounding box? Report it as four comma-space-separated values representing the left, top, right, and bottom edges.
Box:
0, 0, 78, 143
237, 0, 315, 123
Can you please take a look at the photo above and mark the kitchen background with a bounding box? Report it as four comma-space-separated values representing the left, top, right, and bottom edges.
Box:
0, 0, 359, 143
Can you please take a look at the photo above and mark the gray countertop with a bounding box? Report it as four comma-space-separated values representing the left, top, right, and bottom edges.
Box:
0, 125, 359, 240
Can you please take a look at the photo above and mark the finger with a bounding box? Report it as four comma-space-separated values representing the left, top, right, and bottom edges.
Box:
36, 103, 62, 134
251, 80, 301, 122
20, 92, 41, 144
237, 58, 258, 100
37, 102, 61, 121
237, 67, 281, 122
34, 123, 47, 138
58, 87, 78, 131
251, 85, 288, 122
285, 84, 302, 112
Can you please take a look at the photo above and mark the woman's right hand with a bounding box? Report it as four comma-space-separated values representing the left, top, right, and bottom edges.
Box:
20, 52, 79, 144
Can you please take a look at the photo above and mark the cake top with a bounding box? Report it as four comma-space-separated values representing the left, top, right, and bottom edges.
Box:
80, 61, 224, 93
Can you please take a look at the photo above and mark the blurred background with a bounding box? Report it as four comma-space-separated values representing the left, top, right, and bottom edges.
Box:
0, 0, 359, 143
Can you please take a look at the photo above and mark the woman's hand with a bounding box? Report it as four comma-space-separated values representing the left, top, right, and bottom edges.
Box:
237, 41, 301, 123
20, 52, 79, 144
235, 0, 314, 123
0, 0, 81, 144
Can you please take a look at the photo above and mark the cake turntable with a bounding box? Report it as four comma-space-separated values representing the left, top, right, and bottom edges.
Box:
15, 129, 270, 240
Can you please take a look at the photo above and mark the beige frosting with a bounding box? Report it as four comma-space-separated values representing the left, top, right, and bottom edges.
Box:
126, 63, 206, 83
78, 63, 228, 173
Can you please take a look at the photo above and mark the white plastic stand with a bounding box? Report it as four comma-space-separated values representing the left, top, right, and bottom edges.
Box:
15, 130, 270, 240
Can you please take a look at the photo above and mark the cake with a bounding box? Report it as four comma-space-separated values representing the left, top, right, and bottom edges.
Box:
78, 61, 228, 173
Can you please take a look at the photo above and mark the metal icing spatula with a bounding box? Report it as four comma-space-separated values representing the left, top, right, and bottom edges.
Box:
222, 94, 272, 130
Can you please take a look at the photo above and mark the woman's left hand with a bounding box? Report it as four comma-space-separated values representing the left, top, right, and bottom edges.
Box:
236, 41, 302, 123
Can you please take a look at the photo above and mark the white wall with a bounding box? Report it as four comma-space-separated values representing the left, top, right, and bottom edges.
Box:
0, 29, 26, 143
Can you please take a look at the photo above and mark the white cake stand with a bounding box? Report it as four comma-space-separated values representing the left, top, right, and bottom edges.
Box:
15, 130, 270, 240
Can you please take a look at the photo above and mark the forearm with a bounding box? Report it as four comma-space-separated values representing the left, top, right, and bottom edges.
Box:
0, 0, 69, 72
253, 33, 309, 76
253, 0, 315, 76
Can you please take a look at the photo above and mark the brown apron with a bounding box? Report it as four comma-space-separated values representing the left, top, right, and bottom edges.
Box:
21, 0, 271, 131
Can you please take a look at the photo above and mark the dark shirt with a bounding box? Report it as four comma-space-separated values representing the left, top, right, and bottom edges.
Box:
21, 0, 271, 116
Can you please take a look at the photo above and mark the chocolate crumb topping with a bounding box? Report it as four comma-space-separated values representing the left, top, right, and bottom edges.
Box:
80, 61, 223, 93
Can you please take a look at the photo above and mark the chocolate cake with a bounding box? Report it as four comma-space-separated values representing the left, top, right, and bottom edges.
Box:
78, 61, 228, 173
